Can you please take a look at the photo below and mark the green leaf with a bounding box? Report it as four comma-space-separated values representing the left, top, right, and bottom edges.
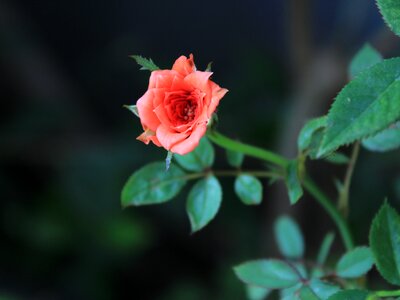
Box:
317, 232, 335, 266
285, 160, 303, 205
306, 279, 341, 300
205, 61, 213, 72
362, 122, 400, 152
281, 283, 302, 300
327, 290, 369, 300
336, 247, 374, 278
123, 104, 139, 117
234, 175, 263, 205
130, 55, 160, 71
317, 58, 400, 157
226, 149, 244, 168
377, 0, 400, 36
175, 137, 215, 172
274, 216, 305, 259
369, 202, 400, 285
121, 162, 186, 207
186, 175, 222, 232
324, 152, 350, 165
298, 116, 327, 152
234, 259, 300, 289
245, 285, 271, 300
349, 44, 383, 78
300, 286, 320, 300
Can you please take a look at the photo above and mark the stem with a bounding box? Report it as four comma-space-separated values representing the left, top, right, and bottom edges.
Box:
303, 176, 354, 251
374, 289, 400, 298
207, 131, 288, 167
182, 170, 280, 182
338, 141, 360, 217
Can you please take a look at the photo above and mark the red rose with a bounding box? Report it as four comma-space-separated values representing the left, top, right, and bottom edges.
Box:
136, 54, 228, 155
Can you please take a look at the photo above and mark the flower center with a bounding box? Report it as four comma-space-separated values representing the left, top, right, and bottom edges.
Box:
165, 89, 203, 126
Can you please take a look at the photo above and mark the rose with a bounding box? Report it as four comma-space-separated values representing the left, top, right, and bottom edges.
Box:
136, 54, 228, 155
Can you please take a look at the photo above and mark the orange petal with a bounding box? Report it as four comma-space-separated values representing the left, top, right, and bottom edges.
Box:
207, 83, 228, 117
137, 128, 161, 147
156, 125, 187, 150
136, 90, 160, 131
184, 71, 213, 93
170, 123, 207, 155
172, 54, 196, 76
148, 70, 180, 89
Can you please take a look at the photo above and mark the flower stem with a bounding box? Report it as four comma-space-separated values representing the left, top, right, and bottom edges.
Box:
207, 130, 355, 251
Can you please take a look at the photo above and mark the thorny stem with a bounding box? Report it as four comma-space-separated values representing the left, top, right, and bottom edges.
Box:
338, 141, 360, 217
207, 130, 355, 251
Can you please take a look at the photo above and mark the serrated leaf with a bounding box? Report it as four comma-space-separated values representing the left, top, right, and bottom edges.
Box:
298, 116, 327, 152
306, 279, 341, 300
175, 137, 214, 172
274, 216, 305, 259
324, 152, 350, 164
130, 55, 160, 71
285, 160, 303, 205
121, 162, 186, 207
124, 104, 139, 117
377, 0, 400, 36
317, 232, 335, 266
349, 44, 383, 79
362, 122, 400, 152
318, 58, 400, 157
336, 247, 374, 278
226, 149, 244, 168
234, 175, 263, 205
327, 290, 369, 300
369, 202, 400, 285
245, 285, 271, 300
186, 175, 222, 232
234, 259, 300, 289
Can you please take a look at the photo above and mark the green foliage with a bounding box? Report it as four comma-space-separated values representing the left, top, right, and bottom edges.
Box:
234, 174, 263, 205
369, 202, 400, 285
349, 44, 382, 79
226, 149, 244, 168
280, 283, 303, 300
362, 122, 400, 152
121, 162, 186, 207
123, 104, 139, 117
245, 285, 271, 300
316, 232, 335, 266
327, 290, 369, 300
377, 0, 400, 36
186, 175, 222, 233
274, 216, 305, 259
336, 247, 374, 278
234, 259, 300, 289
130, 55, 160, 71
324, 152, 350, 165
318, 58, 400, 157
306, 279, 341, 300
285, 160, 303, 204
298, 116, 327, 153
175, 137, 215, 172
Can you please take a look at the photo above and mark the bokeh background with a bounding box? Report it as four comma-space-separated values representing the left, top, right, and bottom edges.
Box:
1, 0, 400, 299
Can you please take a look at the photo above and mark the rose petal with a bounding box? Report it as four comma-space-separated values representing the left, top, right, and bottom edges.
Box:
156, 125, 187, 150
148, 70, 180, 89
136, 90, 160, 131
184, 71, 213, 93
172, 54, 196, 76
137, 128, 161, 147
207, 83, 228, 117
170, 123, 207, 155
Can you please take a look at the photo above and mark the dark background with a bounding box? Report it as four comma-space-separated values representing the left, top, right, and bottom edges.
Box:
1, 0, 399, 299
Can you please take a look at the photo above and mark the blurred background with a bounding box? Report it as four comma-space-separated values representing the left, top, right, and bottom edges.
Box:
1, 0, 399, 299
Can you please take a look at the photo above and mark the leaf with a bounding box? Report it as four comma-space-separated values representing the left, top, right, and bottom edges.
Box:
285, 160, 303, 205
175, 137, 215, 172
317, 232, 335, 266
274, 216, 305, 259
130, 55, 160, 71
234, 175, 263, 205
245, 285, 271, 300
300, 286, 320, 300
317, 58, 400, 157
306, 279, 341, 300
121, 162, 186, 207
324, 152, 350, 165
336, 247, 374, 278
234, 259, 300, 289
377, 0, 400, 36
186, 175, 222, 232
369, 202, 400, 285
362, 122, 400, 152
298, 116, 327, 152
281, 283, 302, 300
205, 61, 213, 72
226, 149, 244, 168
327, 290, 369, 300
349, 44, 383, 79
123, 104, 139, 117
